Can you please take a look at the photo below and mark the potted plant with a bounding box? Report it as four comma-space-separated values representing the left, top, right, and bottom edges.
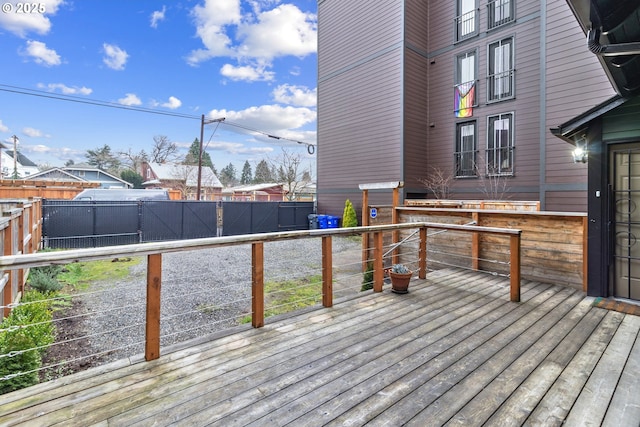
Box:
387, 263, 412, 294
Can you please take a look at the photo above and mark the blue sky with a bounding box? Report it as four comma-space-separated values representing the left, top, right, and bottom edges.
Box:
0, 0, 317, 176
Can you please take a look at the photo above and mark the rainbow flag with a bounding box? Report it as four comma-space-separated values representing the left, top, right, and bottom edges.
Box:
455, 82, 475, 118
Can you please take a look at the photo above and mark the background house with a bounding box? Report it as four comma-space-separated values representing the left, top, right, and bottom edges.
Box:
222, 183, 286, 201
317, 0, 616, 217
28, 164, 132, 189
141, 162, 223, 200
0, 149, 39, 178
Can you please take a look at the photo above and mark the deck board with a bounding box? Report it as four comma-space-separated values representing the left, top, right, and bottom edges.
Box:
0, 268, 639, 427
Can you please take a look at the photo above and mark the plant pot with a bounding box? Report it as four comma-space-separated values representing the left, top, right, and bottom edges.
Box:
388, 271, 412, 294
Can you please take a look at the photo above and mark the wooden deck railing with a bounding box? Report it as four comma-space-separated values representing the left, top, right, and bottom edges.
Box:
0, 222, 521, 361
0, 198, 42, 319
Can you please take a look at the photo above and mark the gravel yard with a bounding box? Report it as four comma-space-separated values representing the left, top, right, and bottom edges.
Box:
43, 236, 364, 376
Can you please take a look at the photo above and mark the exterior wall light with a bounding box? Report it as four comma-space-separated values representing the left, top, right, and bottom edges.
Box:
572, 137, 588, 163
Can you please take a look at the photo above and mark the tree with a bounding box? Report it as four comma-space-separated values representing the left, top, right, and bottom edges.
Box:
254, 159, 273, 183
240, 160, 253, 185
64, 159, 75, 167
119, 148, 148, 174
219, 163, 237, 187
267, 148, 313, 201
86, 144, 121, 172
151, 135, 177, 163
184, 138, 214, 170
121, 169, 144, 189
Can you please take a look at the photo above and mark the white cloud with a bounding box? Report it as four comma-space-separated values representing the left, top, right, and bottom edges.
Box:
22, 40, 61, 66
161, 96, 182, 109
37, 83, 92, 95
187, 0, 317, 79
118, 93, 142, 106
236, 4, 316, 60
150, 6, 166, 28
272, 84, 316, 107
186, 0, 240, 65
0, 0, 64, 37
22, 127, 47, 138
209, 141, 274, 155
220, 63, 274, 82
207, 104, 316, 146
0, 120, 8, 133
102, 43, 128, 70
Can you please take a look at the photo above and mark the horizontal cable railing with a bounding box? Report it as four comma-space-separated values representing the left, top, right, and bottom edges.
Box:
0, 222, 521, 390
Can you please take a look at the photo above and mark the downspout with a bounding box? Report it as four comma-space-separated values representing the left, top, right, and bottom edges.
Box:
587, 28, 640, 56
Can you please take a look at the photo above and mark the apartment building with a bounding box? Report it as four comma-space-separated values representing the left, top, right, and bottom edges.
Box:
317, 0, 616, 216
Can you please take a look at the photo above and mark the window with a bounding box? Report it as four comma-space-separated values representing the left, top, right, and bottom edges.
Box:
488, 37, 514, 101
488, 0, 513, 30
456, 50, 476, 85
455, 51, 477, 117
455, 0, 477, 41
486, 113, 514, 175
455, 121, 477, 177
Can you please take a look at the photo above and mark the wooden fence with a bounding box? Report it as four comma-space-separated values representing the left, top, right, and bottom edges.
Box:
0, 199, 42, 319
0, 180, 100, 200
394, 207, 587, 289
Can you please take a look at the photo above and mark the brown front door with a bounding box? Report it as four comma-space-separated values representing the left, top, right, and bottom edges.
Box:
611, 145, 640, 301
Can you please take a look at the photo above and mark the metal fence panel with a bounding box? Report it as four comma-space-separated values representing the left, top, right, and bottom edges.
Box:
42, 199, 314, 248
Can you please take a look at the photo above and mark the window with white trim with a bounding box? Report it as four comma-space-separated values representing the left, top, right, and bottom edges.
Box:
487, 37, 514, 102
486, 113, 514, 175
455, 121, 477, 177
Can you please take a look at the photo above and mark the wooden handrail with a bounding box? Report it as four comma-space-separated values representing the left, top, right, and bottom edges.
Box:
0, 221, 522, 361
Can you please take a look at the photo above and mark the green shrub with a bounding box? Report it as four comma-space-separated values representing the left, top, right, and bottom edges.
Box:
0, 332, 41, 394
361, 262, 374, 291
27, 269, 63, 293
342, 199, 358, 228
0, 291, 55, 394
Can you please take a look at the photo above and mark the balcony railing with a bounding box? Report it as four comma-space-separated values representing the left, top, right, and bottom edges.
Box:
0, 222, 522, 376
454, 9, 477, 42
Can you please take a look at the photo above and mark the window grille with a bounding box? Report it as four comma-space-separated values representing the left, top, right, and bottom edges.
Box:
455, 0, 477, 41
488, 0, 514, 30
455, 121, 477, 177
486, 113, 514, 175
488, 37, 514, 101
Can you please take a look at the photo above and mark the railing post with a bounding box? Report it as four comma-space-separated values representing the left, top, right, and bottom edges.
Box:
322, 236, 333, 307
146, 253, 162, 361
419, 227, 427, 279
510, 233, 521, 302
391, 187, 400, 265
2, 223, 11, 319
471, 211, 480, 270
252, 242, 265, 327
373, 231, 384, 292
362, 189, 369, 271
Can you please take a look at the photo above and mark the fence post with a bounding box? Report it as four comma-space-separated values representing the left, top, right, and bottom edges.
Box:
510, 233, 521, 302
322, 236, 333, 307
472, 211, 480, 270
419, 227, 427, 279
252, 242, 265, 327
145, 253, 162, 361
373, 231, 384, 292
362, 189, 369, 271
2, 221, 12, 319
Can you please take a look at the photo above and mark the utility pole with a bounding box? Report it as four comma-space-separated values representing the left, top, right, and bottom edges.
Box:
12, 135, 18, 179
196, 115, 225, 200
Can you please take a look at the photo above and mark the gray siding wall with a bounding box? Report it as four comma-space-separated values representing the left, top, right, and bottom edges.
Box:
318, 0, 405, 215
603, 97, 640, 141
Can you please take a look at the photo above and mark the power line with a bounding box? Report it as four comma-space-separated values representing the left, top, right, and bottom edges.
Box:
0, 84, 317, 153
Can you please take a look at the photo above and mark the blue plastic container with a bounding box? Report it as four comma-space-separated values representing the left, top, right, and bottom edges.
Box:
317, 215, 329, 229
327, 216, 340, 228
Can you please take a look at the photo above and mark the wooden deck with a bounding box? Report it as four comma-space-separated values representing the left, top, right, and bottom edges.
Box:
1, 268, 639, 426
